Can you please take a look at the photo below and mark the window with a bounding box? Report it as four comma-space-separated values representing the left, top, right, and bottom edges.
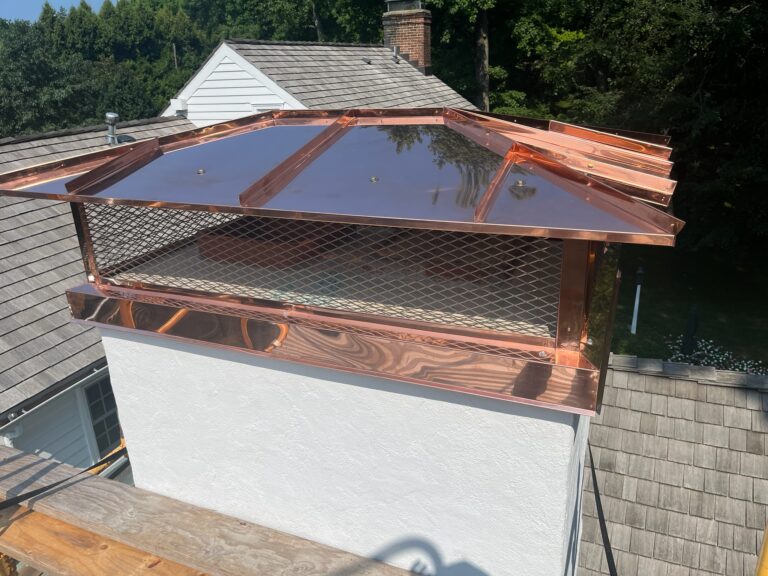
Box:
85, 377, 121, 457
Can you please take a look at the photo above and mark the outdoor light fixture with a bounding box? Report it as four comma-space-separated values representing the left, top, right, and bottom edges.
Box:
0, 108, 682, 415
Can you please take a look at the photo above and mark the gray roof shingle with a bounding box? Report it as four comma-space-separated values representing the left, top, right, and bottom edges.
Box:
0, 116, 194, 416
580, 364, 767, 576
224, 40, 476, 110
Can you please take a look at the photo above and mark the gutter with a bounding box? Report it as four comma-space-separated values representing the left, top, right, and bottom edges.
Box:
0, 361, 108, 429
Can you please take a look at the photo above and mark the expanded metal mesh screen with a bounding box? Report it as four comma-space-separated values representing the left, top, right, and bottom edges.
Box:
84, 204, 563, 337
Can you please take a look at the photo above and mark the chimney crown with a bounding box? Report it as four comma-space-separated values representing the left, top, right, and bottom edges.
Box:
385, 0, 422, 11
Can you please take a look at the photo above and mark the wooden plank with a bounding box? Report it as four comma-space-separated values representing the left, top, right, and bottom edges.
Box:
0, 446, 408, 576
0, 505, 204, 576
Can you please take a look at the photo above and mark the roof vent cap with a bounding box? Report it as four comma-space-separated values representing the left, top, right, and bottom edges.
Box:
105, 112, 119, 145
170, 98, 188, 118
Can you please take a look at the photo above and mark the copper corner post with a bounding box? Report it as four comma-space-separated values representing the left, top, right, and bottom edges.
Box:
0, 107, 684, 416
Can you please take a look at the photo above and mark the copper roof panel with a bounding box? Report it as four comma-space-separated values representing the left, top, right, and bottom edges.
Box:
484, 162, 673, 240
68, 126, 325, 206
262, 125, 503, 222
0, 108, 683, 246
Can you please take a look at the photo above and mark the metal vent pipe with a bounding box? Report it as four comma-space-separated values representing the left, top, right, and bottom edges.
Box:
105, 112, 119, 145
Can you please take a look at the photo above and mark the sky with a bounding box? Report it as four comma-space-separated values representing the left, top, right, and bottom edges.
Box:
0, 1, 104, 21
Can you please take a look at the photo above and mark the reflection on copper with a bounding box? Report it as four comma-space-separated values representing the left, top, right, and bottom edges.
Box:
582, 244, 622, 411
118, 300, 135, 329
556, 241, 590, 352
159, 109, 333, 153
67, 284, 598, 414
454, 110, 676, 205
240, 317, 254, 349
549, 120, 672, 159
474, 147, 518, 223
512, 148, 684, 237
70, 203, 99, 281
93, 283, 558, 357
0, 107, 683, 247
265, 323, 290, 353
240, 115, 353, 207
354, 115, 444, 126
157, 308, 189, 334
443, 116, 513, 157
457, 110, 673, 173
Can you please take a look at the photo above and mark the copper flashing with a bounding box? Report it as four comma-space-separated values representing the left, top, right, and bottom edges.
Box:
454, 110, 676, 205
86, 283, 558, 356
549, 120, 673, 159
67, 284, 599, 414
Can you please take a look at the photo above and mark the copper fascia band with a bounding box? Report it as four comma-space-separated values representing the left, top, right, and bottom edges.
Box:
0, 189, 680, 245
92, 283, 558, 356
67, 284, 599, 415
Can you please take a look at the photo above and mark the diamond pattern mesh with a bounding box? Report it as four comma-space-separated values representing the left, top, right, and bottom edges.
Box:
84, 204, 563, 338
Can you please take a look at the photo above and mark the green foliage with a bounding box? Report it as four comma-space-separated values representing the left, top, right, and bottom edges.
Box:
0, 0, 208, 135
666, 335, 767, 374
504, 0, 768, 254
0, 0, 765, 253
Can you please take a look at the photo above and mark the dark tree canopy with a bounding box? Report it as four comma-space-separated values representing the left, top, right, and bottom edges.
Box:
0, 0, 765, 254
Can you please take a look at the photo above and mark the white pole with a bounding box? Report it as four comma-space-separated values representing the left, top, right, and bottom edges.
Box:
630, 284, 641, 335
630, 266, 644, 335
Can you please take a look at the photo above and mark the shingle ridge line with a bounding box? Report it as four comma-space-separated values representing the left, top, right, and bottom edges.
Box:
0, 116, 185, 146
227, 38, 385, 49
609, 353, 768, 389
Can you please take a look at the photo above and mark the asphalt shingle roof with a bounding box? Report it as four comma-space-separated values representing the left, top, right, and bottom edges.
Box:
225, 40, 476, 110
580, 365, 767, 576
0, 116, 194, 416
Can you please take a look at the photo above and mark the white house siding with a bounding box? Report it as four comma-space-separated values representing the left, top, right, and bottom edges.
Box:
1, 382, 98, 468
164, 45, 305, 127
102, 328, 588, 576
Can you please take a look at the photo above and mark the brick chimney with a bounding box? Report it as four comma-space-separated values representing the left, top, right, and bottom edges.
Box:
383, 0, 432, 75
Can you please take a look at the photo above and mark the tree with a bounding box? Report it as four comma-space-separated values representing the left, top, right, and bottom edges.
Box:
1, 0, 766, 255
427, 0, 497, 111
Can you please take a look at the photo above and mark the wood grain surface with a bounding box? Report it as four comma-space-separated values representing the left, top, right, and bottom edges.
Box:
0, 504, 204, 576
0, 446, 408, 576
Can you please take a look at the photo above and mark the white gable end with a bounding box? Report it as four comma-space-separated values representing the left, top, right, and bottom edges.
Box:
163, 44, 306, 127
